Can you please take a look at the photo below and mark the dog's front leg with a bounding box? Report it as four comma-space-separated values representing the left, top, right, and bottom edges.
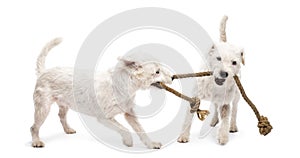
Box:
217, 104, 231, 145
230, 90, 240, 133
177, 107, 194, 143
210, 103, 219, 127
124, 111, 162, 149
98, 118, 133, 147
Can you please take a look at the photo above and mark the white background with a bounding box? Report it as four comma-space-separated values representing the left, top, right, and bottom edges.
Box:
1, 0, 299, 157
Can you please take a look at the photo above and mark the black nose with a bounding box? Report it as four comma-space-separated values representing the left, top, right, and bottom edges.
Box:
220, 71, 228, 78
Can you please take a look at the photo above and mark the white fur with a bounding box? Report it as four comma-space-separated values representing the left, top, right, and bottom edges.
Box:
177, 17, 245, 145
30, 38, 172, 148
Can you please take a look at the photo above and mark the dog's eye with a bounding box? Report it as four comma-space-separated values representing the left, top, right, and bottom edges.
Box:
216, 57, 222, 61
232, 61, 237, 65
155, 70, 160, 74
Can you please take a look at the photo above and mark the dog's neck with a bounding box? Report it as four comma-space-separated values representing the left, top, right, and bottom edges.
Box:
111, 69, 141, 104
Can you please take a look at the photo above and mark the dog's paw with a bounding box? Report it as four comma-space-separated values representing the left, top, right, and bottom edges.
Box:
177, 135, 189, 143
210, 118, 219, 127
32, 140, 45, 148
217, 135, 228, 145
147, 142, 162, 149
122, 136, 133, 147
64, 128, 76, 134
229, 126, 238, 133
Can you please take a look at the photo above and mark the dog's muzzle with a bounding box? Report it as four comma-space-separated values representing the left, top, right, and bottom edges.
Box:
151, 82, 163, 89
215, 77, 226, 86
214, 71, 228, 86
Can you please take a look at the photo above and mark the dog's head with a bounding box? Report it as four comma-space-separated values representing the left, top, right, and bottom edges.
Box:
208, 43, 245, 86
208, 15, 245, 86
117, 57, 172, 89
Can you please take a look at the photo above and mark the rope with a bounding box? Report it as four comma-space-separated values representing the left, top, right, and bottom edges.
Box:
152, 82, 209, 121
167, 71, 272, 135
172, 71, 212, 80
233, 75, 273, 136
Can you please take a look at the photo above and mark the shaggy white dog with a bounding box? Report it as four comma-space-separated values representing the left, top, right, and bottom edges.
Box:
30, 38, 172, 148
177, 16, 245, 145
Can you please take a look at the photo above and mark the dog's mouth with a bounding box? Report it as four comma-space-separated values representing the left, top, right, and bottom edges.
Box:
151, 82, 163, 89
215, 77, 226, 86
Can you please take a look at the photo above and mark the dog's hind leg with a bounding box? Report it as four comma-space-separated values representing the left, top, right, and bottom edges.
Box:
30, 90, 53, 148
125, 111, 162, 149
177, 108, 194, 143
57, 101, 76, 134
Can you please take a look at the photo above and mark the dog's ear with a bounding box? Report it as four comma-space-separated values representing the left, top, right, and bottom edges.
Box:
118, 57, 142, 69
240, 49, 245, 65
209, 44, 215, 56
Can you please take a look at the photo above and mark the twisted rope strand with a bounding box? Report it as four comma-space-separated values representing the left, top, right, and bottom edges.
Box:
233, 75, 260, 120
172, 71, 212, 80
233, 75, 272, 135
152, 82, 209, 120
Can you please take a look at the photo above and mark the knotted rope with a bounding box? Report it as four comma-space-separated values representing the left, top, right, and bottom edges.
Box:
151, 82, 209, 121
233, 75, 273, 135
158, 71, 272, 135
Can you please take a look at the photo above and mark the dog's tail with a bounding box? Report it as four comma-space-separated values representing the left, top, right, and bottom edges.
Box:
36, 38, 62, 76
219, 15, 228, 42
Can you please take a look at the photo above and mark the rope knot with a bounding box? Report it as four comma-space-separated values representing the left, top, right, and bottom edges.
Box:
190, 97, 210, 121
196, 109, 210, 121
151, 81, 210, 121
258, 116, 273, 136
190, 97, 200, 113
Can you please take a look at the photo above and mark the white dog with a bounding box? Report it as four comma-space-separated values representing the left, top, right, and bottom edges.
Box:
30, 38, 172, 148
177, 16, 245, 145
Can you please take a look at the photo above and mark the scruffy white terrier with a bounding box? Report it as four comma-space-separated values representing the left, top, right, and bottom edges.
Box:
30, 38, 172, 148
177, 16, 245, 145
